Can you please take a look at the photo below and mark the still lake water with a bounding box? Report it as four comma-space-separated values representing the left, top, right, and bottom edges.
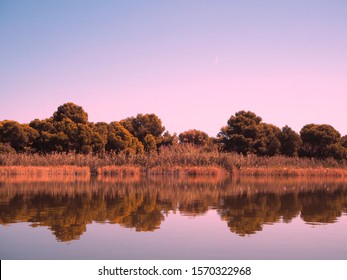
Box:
1, 175, 347, 259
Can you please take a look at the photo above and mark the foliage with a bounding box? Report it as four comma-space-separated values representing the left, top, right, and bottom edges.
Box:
1, 103, 347, 161
160, 131, 178, 147
179, 129, 209, 146
0, 120, 39, 152
218, 111, 282, 156
120, 113, 165, 147
278, 125, 302, 157
53, 102, 88, 124
341, 135, 347, 149
299, 124, 345, 159
106, 122, 144, 154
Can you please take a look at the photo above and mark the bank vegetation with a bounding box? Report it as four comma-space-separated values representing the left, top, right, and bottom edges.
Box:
1, 102, 347, 177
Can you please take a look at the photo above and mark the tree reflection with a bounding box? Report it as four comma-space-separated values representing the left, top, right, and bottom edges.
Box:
1, 177, 347, 241
300, 190, 346, 224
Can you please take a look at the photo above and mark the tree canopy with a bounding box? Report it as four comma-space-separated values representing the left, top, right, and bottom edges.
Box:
1, 103, 346, 160
179, 129, 209, 146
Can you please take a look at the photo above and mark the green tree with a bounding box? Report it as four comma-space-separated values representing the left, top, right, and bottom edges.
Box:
88, 123, 106, 153
179, 129, 209, 146
0, 120, 39, 152
30, 118, 61, 152
53, 102, 88, 124
143, 134, 156, 152
341, 135, 347, 149
159, 131, 178, 147
120, 113, 165, 148
256, 123, 281, 156
299, 124, 343, 159
0, 143, 16, 153
30, 104, 103, 153
278, 125, 302, 156
106, 122, 144, 154
218, 111, 263, 155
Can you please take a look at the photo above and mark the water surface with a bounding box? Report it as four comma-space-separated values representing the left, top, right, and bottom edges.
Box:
1, 176, 347, 259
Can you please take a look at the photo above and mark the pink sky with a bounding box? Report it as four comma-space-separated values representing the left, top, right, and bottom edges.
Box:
1, 1, 346, 136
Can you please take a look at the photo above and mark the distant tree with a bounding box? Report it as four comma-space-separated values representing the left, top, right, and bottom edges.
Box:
341, 135, 347, 149
53, 102, 88, 124
30, 118, 60, 152
106, 122, 144, 154
30, 104, 103, 153
299, 124, 343, 159
256, 123, 282, 156
0, 120, 39, 152
88, 123, 106, 153
143, 134, 157, 152
218, 111, 263, 155
278, 125, 302, 156
159, 131, 178, 147
120, 113, 165, 148
94, 122, 109, 144
0, 142, 16, 153
179, 129, 209, 146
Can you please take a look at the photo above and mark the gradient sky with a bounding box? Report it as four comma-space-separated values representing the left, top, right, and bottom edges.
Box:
1, 0, 346, 137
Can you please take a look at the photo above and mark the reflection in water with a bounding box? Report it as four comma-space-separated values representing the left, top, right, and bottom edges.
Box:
1, 176, 347, 242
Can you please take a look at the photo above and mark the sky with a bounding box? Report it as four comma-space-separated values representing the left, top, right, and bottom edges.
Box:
1, 0, 346, 137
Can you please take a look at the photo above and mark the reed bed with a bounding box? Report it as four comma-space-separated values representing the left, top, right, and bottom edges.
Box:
0, 174, 90, 183
147, 165, 228, 176
0, 165, 89, 176
0, 145, 346, 177
237, 167, 347, 177
96, 165, 140, 176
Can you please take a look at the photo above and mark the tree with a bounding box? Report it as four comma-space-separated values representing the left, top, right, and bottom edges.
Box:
53, 102, 88, 124
106, 122, 144, 154
159, 131, 178, 147
0, 120, 39, 152
179, 129, 209, 146
30, 104, 103, 153
143, 134, 156, 152
278, 125, 302, 156
30, 118, 61, 152
120, 113, 165, 148
218, 111, 263, 155
299, 124, 343, 159
88, 123, 106, 153
0, 143, 16, 153
341, 135, 347, 149
256, 123, 281, 156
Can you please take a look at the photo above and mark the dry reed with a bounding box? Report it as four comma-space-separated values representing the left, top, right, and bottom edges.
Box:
147, 165, 228, 176
237, 167, 347, 177
0, 165, 89, 176
0, 145, 346, 177
96, 165, 140, 176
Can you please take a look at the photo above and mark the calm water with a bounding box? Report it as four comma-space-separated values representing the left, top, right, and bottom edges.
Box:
1, 175, 347, 259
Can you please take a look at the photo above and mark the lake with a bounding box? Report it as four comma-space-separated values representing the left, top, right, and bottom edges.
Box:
1, 175, 347, 259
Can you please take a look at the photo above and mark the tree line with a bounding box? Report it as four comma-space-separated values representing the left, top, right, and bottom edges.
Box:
0, 102, 347, 160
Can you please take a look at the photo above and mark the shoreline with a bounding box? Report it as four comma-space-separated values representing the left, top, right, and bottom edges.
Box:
1, 165, 347, 177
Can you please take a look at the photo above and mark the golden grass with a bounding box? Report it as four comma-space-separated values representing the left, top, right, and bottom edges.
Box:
0, 165, 90, 176
237, 167, 347, 177
0, 166, 91, 183
0, 174, 91, 183
0, 145, 347, 178
96, 165, 141, 183
147, 165, 228, 176
96, 165, 140, 176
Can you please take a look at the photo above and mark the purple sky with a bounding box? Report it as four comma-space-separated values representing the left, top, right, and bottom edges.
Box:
1, 0, 346, 136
